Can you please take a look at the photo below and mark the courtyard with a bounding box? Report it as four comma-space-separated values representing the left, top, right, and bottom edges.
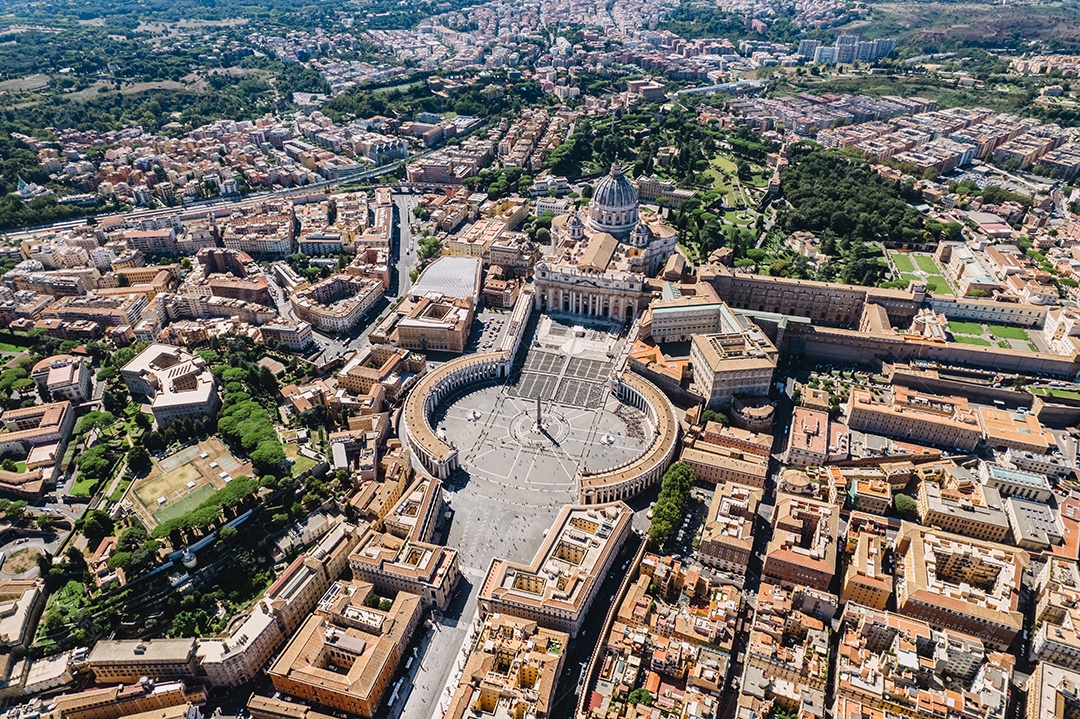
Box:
888, 250, 954, 296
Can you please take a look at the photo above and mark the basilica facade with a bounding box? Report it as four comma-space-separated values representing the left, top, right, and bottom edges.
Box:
534, 162, 678, 321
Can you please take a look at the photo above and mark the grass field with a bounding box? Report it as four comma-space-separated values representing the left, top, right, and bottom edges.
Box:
947, 321, 984, 335
890, 252, 952, 295
923, 276, 953, 296
891, 253, 916, 273
953, 336, 992, 346
284, 443, 317, 476
153, 483, 216, 524
914, 255, 942, 274
1032, 386, 1080, 400
0, 74, 50, 93
130, 436, 252, 529
70, 476, 102, 498
989, 324, 1030, 340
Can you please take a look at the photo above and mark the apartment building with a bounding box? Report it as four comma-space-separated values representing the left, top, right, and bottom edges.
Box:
445, 615, 567, 719
290, 275, 383, 335
893, 523, 1028, 650
122, 229, 178, 256
786, 406, 848, 467
839, 530, 892, 610
47, 678, 207, 719
260, 321, 315, 352
977, 406, 1055, 454
348, 527, 460, 610
44, 294, 147, 327
269, 579, 422, 717
86, 640, 200, 684
1005, 496, 1064, 552
1030, 557, 1080, 671
120, 344, 220, 427
30, 355, 92, 403
478, 503, 632, 637
678, 440, 769, 489
336, 345, 415, 397
916, 464, 1011, 543
980, 462, 1053, 502
836, 604, 1011, 719
219, 204, 295, 257
745, 583, 834, 693
582, 553, 734, 719
368, 293, 475, 354
847, 477, 891, 516
0, 402, 75, 495
847, 386, 982, 452
1026, 662, 1080, 719
762, 495, 838, 592
698, 482, 762, 574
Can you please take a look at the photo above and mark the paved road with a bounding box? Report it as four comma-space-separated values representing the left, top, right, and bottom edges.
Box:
394, 193, 421, 297
387, 484, 561, 719
0, 533, 65, 578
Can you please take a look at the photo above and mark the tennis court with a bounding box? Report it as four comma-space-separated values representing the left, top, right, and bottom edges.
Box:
160, 446, 200, 472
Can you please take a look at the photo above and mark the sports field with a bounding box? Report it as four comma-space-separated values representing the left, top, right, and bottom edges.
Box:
130, 436, 252, 529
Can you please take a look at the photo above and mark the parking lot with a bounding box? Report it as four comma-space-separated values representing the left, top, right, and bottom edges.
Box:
468, 307, 513, 353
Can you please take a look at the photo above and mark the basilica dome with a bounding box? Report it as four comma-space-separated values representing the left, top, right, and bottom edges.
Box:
588, 162, 639, 238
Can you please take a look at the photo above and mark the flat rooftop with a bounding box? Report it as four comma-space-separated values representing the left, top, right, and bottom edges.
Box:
410, 256, 482, 299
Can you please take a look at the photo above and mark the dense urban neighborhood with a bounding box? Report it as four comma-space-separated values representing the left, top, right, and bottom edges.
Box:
5, 1, 1080, 719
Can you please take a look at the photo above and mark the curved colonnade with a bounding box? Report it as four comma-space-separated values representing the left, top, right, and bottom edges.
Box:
577, 371, 680, 504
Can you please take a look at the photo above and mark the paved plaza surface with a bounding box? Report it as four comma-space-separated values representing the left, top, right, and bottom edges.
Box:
390, 313, 651, 719
436, 313, 652, 500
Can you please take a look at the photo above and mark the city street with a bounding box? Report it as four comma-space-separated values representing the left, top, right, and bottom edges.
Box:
393, 192, 421, 297
259, 190, 421, 367
386, 487, 562, 719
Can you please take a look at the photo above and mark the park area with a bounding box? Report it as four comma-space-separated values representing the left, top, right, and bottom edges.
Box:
947, 320, 1040, 351
705, 155, 766, 208
129, 436, 252, 530
888, 251, 953, 296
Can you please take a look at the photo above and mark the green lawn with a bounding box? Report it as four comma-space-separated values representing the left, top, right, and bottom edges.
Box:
997, 341, 1009, 348
947, 321, 984, 335
70, 476, 101, 498
108, 478, 132, 503
723, 210, 754, 226
0, 342, 21, 353
153, 483, 216, 524
988, 324, 1029, 340
914, 255, 943, 274
1028, 342, 1039, 352
284, 444, 317, 476
891, 253, 916, 273
1032, 386, 1080, 400
923, 276, 953, 296
952, 336, 992, 346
